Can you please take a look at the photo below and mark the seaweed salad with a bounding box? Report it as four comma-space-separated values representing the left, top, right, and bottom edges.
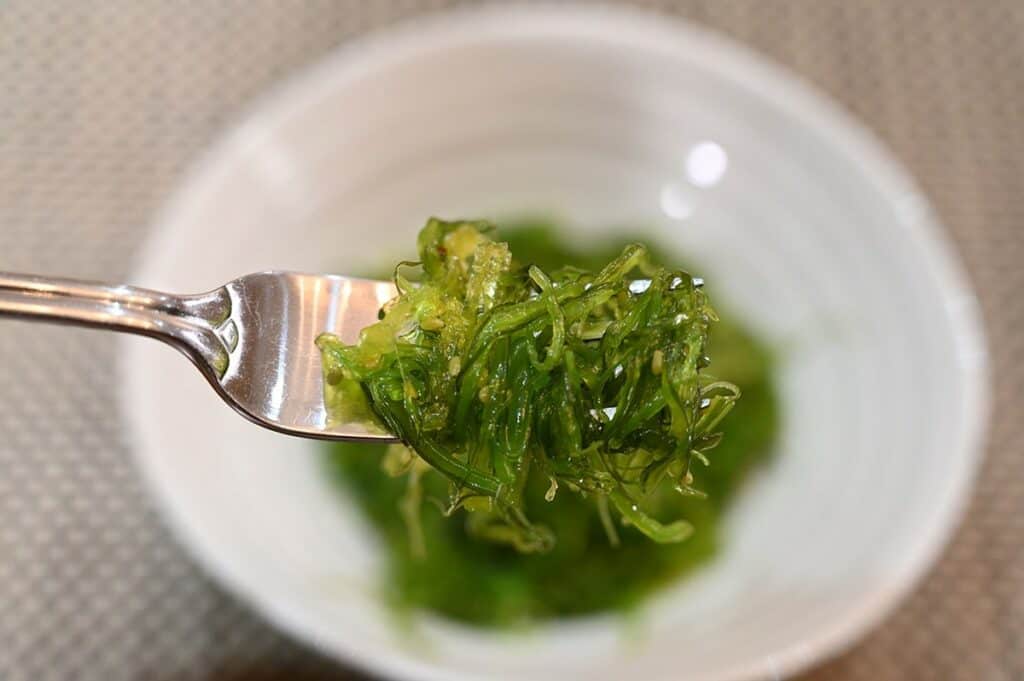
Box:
321, 220, 778, 626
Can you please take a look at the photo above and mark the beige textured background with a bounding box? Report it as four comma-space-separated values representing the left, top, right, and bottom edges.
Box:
1, 2, 1021, 680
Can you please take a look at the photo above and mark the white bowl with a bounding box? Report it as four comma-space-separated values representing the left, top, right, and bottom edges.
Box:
121, 5, 989, 681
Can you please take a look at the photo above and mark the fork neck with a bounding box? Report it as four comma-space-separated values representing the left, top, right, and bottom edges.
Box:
0, 272, 232, 377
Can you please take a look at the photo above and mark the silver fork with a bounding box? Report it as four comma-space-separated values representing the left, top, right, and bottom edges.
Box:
0, 271, 400, 442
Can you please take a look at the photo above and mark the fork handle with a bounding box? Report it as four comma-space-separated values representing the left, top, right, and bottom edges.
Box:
0, 272, 232, 377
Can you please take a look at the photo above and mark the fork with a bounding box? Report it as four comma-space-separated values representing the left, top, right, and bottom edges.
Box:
0, 271, 400, 442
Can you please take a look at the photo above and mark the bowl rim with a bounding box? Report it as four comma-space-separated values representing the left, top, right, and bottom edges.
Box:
123, 4, 991, 681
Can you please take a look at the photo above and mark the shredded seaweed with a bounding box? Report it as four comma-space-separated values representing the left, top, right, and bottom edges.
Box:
317, 218, 740, 552
324, 221, 778, 626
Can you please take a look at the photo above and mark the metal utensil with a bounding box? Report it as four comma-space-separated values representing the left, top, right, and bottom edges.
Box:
0, 271, 400, 442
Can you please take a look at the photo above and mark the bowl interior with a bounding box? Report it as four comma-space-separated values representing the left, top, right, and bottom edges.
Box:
123, 7, 987, 681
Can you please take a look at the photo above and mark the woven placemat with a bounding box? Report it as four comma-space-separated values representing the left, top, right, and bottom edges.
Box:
1, 2, 1020, 680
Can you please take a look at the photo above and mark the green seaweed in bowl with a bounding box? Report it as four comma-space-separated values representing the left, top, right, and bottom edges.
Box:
323, 220, 779, 627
